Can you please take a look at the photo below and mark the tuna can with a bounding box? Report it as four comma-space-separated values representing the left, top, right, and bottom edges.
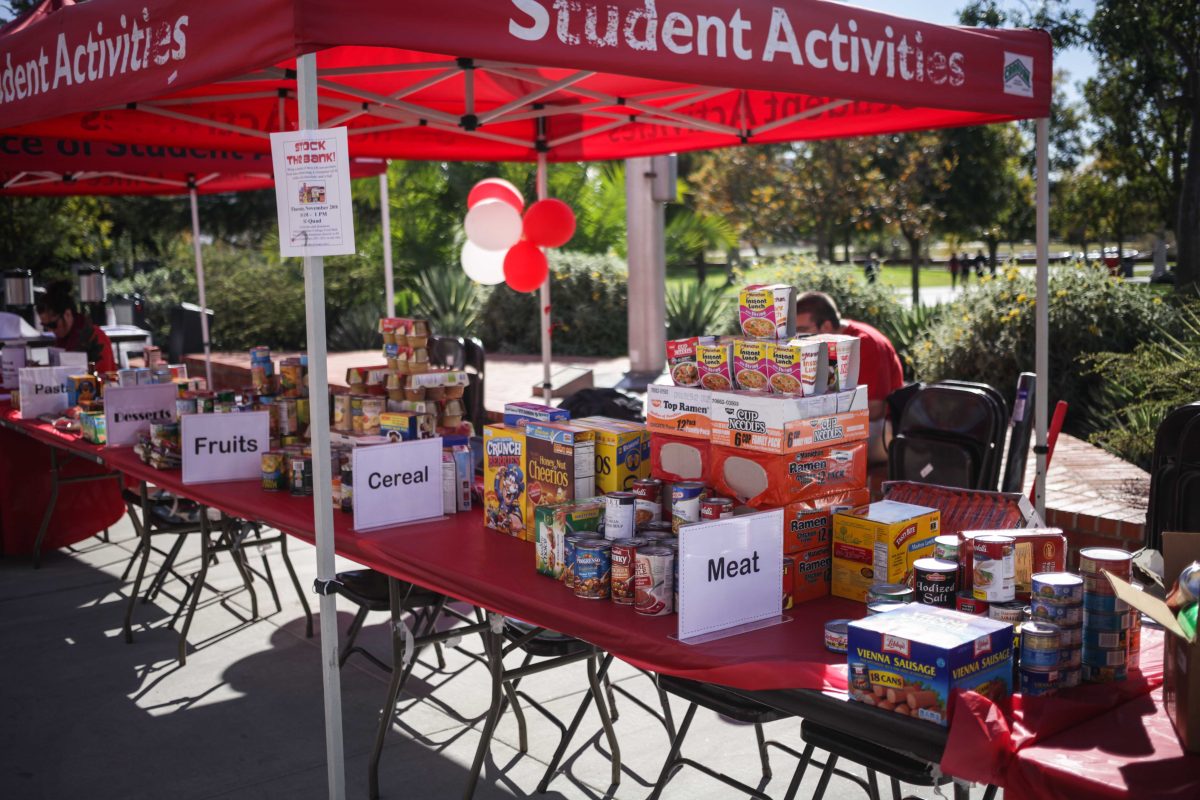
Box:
1059, 625, 1082, 647
933, 534, 959, 562
289, 456, 313, 496
849, 662, 871, 692
868, 583, 915, 604
261, 451, 285, 492
278, 398, 298, 435
670, 482, 704, 533
1082, 628, 1128, 650
632, 478, 663, 526
867, 601, 908, 615
956, 592, 989, 615
824, 619, 851, 653
913, 557, 958, 607
1019, 666, 1060, 697
1082, 645, 1127, 668
1083, 609, 1131, 632
989, 601, 1027, 625
604, 492, 637, 540
1031, 572, 1084, 604
340, 463, 353, 512
564, 534, 603, 591
1060, 647, 1082, 669
176, 395, 197, 416
610, 537, 649, 605
633, 545, 674, 615
573, 540, 613, 600
1020, 621, 1063, 668
1082, 663, 1128, 683
700, 496, 735, 520
972, 534, 1016, 602
1082, 591, 1128, 613
1078, 547, 1133, 580
1060, 668, 1082, 688
1030, 598, 1082, 626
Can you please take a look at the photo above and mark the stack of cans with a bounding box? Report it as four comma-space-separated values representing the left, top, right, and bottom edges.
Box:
250, 346, 274, 393
1079, 547, 1134, 683
1030, 572, 1084, 688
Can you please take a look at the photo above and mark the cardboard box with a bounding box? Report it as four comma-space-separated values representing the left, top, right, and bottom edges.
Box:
792, 544, 832, 604
958, 529, 1067, 600
483, 424, 528, 539
783, 488, 872, 555
646, 383, 712, 440
708, 387, 869, 453
534, 497, 606, 579
523, 422, 596, 538
649, 432, 710, 483
571, 416, 649, 493
503, 402, 570, 427
832, 501, 940, 600
881, 481, 1044, 533
708, 441, 868, 508
1106, 531, 1200, 753
847, 605, 1013, 726
380, 411, 435, 441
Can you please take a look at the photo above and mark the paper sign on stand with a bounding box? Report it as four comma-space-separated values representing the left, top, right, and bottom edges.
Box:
105, 384, 178, 447
182, 411, 270, 485
270, 126, 356, 257
353, 438, 444, 531
16, 365, 74, 418
677, 509, 785, 644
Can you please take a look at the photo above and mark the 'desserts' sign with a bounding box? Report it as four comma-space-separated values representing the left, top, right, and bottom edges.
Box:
182, 411, 269, 485
353, 438, 444, 531
677, 509, 783, 642
16, 366, 74, 418
104, 384, 177, 447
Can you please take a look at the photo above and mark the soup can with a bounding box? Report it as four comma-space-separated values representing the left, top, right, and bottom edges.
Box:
604, 492, 637, 540
573, 540, 613, 600
972, 534, 1016, 602
1078, 547, 1133, 580
632, 478, 663, 526
867, 601, 908, 615
1083, 591, 1128, 614
564, 534, 600, 590
610, 537, 649, 605
956, 592, 989, 615
824, 619, 850, 653
1060, 668, 1082, 688
289, 456, 313, 496
933, 534, 960, 562
1030, 598, 1082, 626
1031, 572, 1084, 604
868, 583, 915, 604
700, 497, 735, 520
913, 557, 958, 607
261, 451, 285, 492
633, 545, 674, 616
670, 482, 704, 533
1082, 663, 1128, 683
989, 601, 1027, 625
1020, 621, 1063, 669
1019, 666, 1060, 697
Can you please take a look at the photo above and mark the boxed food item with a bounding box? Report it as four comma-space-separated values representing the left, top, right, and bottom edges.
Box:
650, 432, 710, 483
534, 497, 606, 579
792, 544, 832, 604
709, 441, 868, 508
732, 339, 771, 393
958, 528, 1067, 600
646, 384, 712, 440
380, 411, 436, 441
571, 416, 649, 494
796, 338, 831, 396
523, 422, 596, 531
881, 481, 1043, 534
483, 424, 528, 538
782, 555, 795, 610
80, 409, 107, 444
832, 501, 940, 601
783, 488, 872, 554
696, 342, 734, 392
847, 605, 1013, 726
503, 402, 570, 427
739, 284, 796, 339
811, 333, 861, 392
708, 387, 868, 454
766, 340, 805, 395
666, 336, 715, 386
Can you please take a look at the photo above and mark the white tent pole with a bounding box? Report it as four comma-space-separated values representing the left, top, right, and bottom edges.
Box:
536, 153, 551, 402
296, 53, 347, 800
1034, 117, 1050, 519
380, 168, 395, 317
187, 185, 214, 390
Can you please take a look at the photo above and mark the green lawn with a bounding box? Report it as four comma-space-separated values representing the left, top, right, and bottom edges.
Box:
666, 262, 955, 291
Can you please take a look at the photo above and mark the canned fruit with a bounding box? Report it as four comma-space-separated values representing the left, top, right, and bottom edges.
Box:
261, 451, 285, 492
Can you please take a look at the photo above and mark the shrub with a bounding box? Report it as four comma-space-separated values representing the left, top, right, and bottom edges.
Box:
478, 251, 628, 356
411, 266, 482, 338
666, 279, 737, 338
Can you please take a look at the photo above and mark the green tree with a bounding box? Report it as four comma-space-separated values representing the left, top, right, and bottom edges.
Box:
0, 196, 113, 278
940, 123, 1026, 270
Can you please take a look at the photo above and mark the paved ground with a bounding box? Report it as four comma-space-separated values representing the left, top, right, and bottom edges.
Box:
0, 515, 992, 800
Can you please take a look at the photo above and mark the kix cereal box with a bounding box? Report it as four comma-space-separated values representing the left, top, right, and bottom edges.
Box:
535, 497, 605, 579
483, 424, 528, 539
571, 416, 649, 494
523, 422, 596, 540
847, 605, 1013, 727
832, 501, 940, 601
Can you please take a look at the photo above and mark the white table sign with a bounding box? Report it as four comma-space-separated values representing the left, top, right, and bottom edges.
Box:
17, 365, 74, 418
182, 411, 269, 485
270, 126, 356, 257
677, 509, 785, 643
353, 438, 444, 531
105, 384, 178, 447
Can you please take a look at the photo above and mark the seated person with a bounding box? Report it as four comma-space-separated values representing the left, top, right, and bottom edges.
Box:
35, 280, 117, 373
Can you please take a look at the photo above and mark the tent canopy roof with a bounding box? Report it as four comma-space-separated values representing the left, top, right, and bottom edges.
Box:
0, 0, 1052, 161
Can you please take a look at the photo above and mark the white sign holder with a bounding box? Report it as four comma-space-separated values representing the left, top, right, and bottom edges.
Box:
16, 365, 74, 418
181, 411, 270, 485
104, 384, 178, 447
270, 126, 356, 257
676, 509, 787, 644
352, 438, 444, 531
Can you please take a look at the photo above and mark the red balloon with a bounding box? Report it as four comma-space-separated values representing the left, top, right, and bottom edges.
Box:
503, 241, 549, 292
468, 178, 524, 212
522, 198, 576, 248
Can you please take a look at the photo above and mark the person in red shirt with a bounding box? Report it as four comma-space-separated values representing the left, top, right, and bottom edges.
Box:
795, 291, 904, 463
35, 280, 117, 374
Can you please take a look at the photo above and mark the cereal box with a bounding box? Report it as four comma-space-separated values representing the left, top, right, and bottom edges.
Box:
767, 341, 805, 395
733, 339, 771, 392
666, 337, 714, 386
523, 422, 596, 538
696, 342, 734, 392
503, 402, 570, 427
783, 488, 872, 554
847, 605, 1013, 726
739, 284, 796, 340
646, 384, 712, 440
571, 416, 649, 493
483, 424, 528, 539
708, 388, 868, 454
832, 501, 940, 601
792, 544, 832, 604
535, 497, 605, 578
709, 441, 868, 509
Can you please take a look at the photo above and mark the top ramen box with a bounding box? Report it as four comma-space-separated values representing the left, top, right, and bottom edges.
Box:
958, 529, 1066, 601
523, 422, 596, 540
647, 384, 712, 440
708, 387, 868, 453
739, 284, 796, 339
571, 416, 649, 494
534, 496, 606, 579
484, 424, 528, 539
847, 605, 1013, 727
504, 402, 570, 427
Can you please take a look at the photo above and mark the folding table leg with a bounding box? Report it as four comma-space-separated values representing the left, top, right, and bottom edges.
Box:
587, 653, 621, 788
463, 616, 506, 800
754, 723, 773, 780
647, 702, 698, 800
144, 533, 187, 603
368, 579, 419, 800
811, 753, 839, 800
176, 510, 212, 666
277, 533, 313, 637
782, 742, 817, 800
891, 776, 903, 800
31, 447, 61, 570
123, 482, 155, 643
535, 652, 615, 794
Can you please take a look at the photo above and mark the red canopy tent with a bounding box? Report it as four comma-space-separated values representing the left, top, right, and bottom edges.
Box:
0, 3, 1054, 796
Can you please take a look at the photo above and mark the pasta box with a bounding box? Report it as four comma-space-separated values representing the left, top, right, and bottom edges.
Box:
570, 416, 649, 493
832, 501, 940, 600
534, 497, 606, 579
847, 605, 1013, 726
646, 384, 712, 440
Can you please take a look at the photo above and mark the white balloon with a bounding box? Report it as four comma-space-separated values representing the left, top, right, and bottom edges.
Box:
461, 240, 507, 285
464, 198, 523, 251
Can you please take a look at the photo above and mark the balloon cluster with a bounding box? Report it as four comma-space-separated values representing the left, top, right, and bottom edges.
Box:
460, 178, 576, 292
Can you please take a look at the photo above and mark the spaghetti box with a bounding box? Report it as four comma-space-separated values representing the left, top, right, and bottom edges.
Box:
483, 424, 528, 539
847, 605, 1013, 727
646, 383, 712, 440
503, 402, 570, 427
832, 501, 939, 601
570, 416, 649, 493
534, 497, 605, 579
523, 422, 596, 537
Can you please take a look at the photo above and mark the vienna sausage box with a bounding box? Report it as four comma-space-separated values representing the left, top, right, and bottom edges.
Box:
571, 416, 650, 494
483, 424, 528, 539
847, 605, 1013, 726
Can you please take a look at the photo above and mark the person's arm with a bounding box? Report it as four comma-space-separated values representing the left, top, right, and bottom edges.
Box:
868, 398, 886, 422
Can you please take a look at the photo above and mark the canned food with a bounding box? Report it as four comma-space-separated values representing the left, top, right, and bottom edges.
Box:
1082, 645, 1127, 668
989, 601, 1027, 624
1084, 575, 1124, 595
972, 534, 1016, 602
1059, 625, 1082, 647
1082, 628, 1128, 650
632, 478, 663, 526
176, 396, 197, 416
913, 557, 958, 607
289, 456, 313, 496
361, 397, 384, 435
868, 583, 915, 604
1082, 663, 1128, 683
1060, 647, 1082, 669
278, 398, 298, 435
1078, 547, 1133, 579
1020, 621, 1063, 668
1060, 668, 1082, 687
824, 619, 850, 653
564, 534, 603, 590
634, 546, 674, 615
867, 601, 908, 615
333, 394, 353, 432
1019, 666, 1060, 697
1031, 572, 1084, 604
611, 537, 649, 605
1030, 598, 1082, 626
195, 393, 215, 414
933, 534, 959, 562
1083, 609, 1131, 631
605, 492, 637, 540
638, 520, 674, 537
261, 451, 285, 491
849, 662, 871, 692
280, 360, 304, 397
671, 482, 704, 533
573, 540, 613, 600
1082, 591, 1128, 613
700, 496, 735, 520
956, 592, 989, 615
340, 463, 353, 512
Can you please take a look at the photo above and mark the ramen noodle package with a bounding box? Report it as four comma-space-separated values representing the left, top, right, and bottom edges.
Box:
650, 432, 710, 483
797, 338, 831, 396
832, 500, 940, 601
792, 544, 833, 605
696, 342, 734, 392
733, 339, 772, 392
667, 336, 715, 387
811, 333, 861, 392
646, 384, 712, 440
739, 284, 796, 339
709, 441, 868, 509
783, 488, 872, 555
767, 341, 805, 395
708, 389, 868, 453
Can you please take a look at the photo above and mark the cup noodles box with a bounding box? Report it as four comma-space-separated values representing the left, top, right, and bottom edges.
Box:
647, 384, 712, 440
810, 334, 861, 392
503, 402, 571, 427
484, 424, 528, 539
709, 387, 868, 454
696, 341, 734, 392
733, 339, 772, 393
739, 284, 796, 339
847, 605, 1013, 727
832, 501, 940, 601
570, 416, 650, 494
666, 336, 716, 387
958, 529, 1067, 600
534, 497, 605, 579
650, 432, 710, 483
523, 422, 596, 535
783, 488, 872, 555
709, 441, 868, 509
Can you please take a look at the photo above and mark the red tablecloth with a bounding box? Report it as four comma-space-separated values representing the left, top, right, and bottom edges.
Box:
0, 402, 124, 556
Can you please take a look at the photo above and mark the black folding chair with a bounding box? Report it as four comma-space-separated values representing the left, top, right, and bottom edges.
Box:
325, 567, 449, 673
